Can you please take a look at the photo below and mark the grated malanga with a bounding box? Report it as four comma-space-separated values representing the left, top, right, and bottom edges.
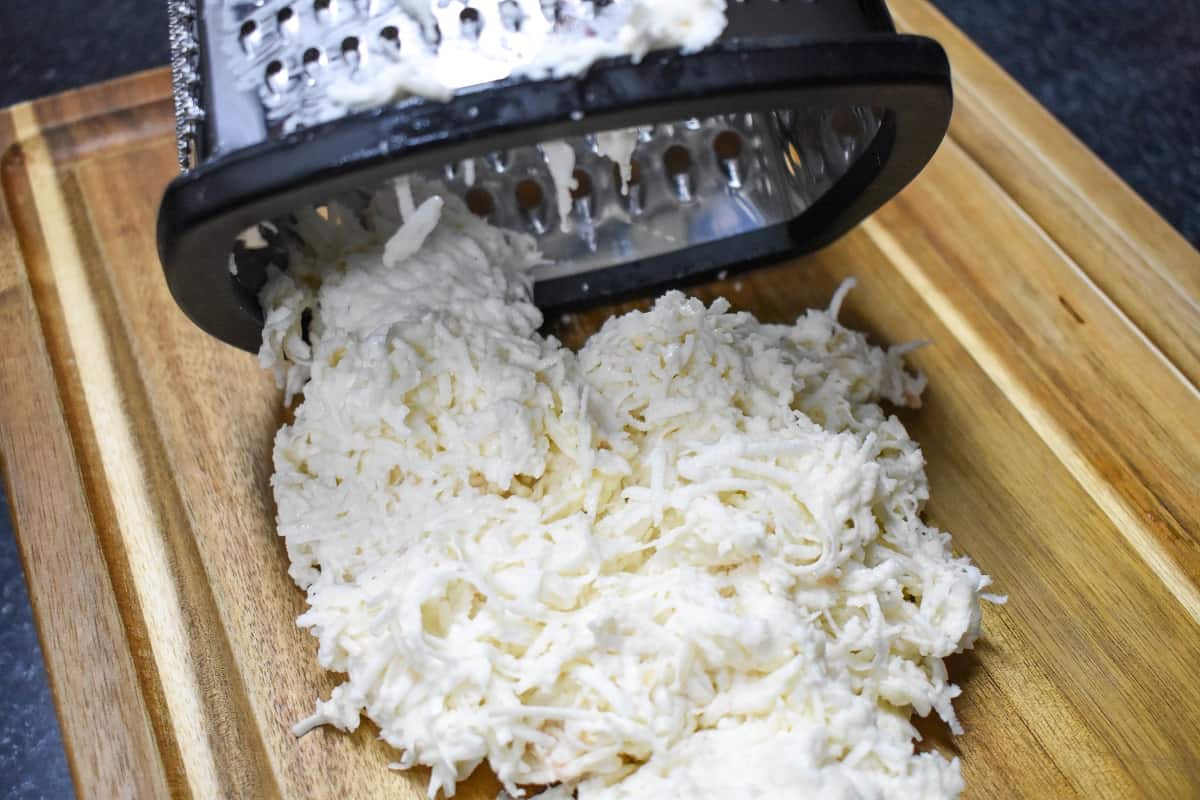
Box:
260, 181, 996, 799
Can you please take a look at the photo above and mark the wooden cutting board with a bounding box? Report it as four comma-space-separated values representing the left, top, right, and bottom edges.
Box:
2, 2, 1198, 798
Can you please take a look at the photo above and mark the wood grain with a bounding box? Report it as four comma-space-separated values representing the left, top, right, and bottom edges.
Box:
0, 87, 171, 798
1, 9, 1198, 800
888, 0, 1200, 388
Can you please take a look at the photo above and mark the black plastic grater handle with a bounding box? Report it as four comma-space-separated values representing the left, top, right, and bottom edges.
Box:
159, 2, 951, 351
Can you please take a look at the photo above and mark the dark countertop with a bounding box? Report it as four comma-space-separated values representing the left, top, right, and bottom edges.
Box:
0, 2, 1196, 797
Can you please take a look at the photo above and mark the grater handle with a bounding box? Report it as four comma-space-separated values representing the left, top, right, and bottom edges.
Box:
159, 35, 952, 351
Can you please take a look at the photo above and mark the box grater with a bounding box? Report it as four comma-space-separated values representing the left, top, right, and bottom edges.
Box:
158, 0, 952, 351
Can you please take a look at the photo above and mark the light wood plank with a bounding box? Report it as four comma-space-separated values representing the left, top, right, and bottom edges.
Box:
10, 101, 281, 800
867, 136, 1200, 619
889, 0, 1200, 386
0, 102, 171, 799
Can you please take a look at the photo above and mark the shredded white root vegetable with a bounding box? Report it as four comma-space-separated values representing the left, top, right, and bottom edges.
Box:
260, 181, 995, 800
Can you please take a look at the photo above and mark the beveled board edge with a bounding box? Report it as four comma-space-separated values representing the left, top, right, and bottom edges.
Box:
0, 78, 174, 798
1, 73, 284, 799
887, 0, 1200, 620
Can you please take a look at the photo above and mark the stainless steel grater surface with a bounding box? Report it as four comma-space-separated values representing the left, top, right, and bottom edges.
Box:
160, 0, 953, 351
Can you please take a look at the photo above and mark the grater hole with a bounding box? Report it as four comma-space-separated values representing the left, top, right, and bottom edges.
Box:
314, 0, 336, 24
465, 188, 495, 218
239, 20, 261, 52
571, 170, 594, 222
616, 160, 646, 213
515, 180, 545, 212
379, 25, 402, 57
278, 6, 300, 37
570, 170, 592, 201
663, 145, 692, 176
265, 60, 289, 93
516, 179, 548, 233
663, 145, 695, 202
342, 36, 362, 68
460, 7, 483, 38
713, 130, 743, 160
714, 130, 745, 188
302, 47, 324, 76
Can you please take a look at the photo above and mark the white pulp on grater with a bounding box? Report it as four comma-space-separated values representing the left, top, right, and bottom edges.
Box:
260, 177, 998, 799
327, 0, 730, 109
324, 0, 728, 234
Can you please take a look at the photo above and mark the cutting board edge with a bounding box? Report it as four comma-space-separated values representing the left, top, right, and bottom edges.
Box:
0, 100, 176, 798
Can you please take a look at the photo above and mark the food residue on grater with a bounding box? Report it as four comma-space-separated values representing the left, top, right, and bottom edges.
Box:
595, 130, 640, 195
517, 0, 730, 81
260, 178, 999, 799
541, 141, 578, 232
330, 0, 730, 244
328, 0, 730, 112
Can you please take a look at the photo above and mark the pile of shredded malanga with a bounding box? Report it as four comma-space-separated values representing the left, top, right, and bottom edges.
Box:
260, 181, 997, 799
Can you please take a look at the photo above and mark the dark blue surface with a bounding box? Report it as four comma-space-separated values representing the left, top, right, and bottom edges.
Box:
933, 1, 1200, 245
0, 1, 1196, 797
0, 491, 74, 800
